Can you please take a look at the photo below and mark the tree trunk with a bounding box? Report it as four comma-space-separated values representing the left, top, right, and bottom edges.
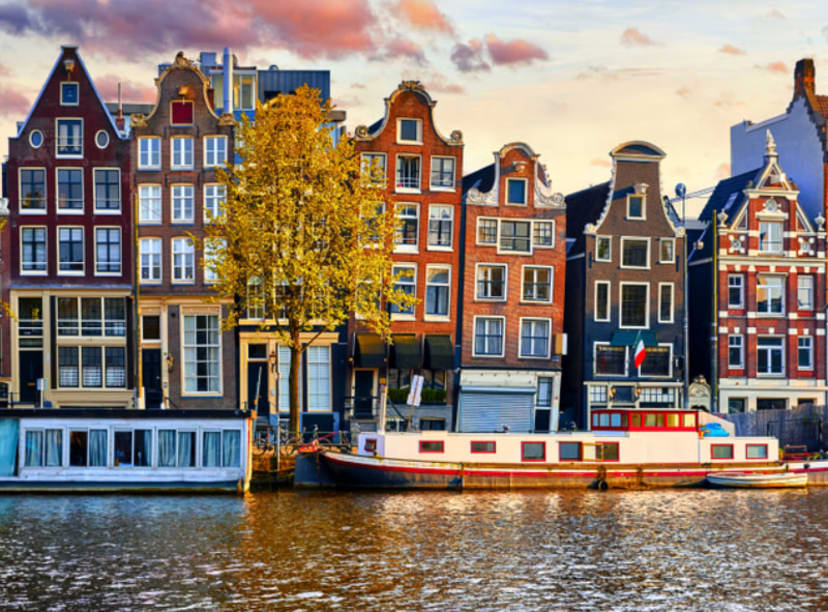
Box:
289, 331, 302, 440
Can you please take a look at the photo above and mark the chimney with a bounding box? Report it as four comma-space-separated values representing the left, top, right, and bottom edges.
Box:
794, 58, 815, 98
207, 87, 215, 111
223, 47, 233, 114
115, 82, 125, 131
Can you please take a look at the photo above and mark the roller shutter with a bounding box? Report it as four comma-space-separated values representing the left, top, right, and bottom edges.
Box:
458, 386, 536, 433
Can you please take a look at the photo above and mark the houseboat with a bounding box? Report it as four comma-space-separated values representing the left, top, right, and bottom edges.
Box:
0, 409, 254, 493
298, 408, 828, 489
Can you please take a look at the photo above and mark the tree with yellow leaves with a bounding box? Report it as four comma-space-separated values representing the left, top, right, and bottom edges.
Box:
202, 86, 415, 438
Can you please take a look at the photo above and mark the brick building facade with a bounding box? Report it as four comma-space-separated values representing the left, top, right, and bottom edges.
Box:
457, 142, 566, 432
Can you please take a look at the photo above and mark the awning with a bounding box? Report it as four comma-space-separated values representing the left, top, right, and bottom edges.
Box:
423, 334, 454, 370
390, 334, 421, 370
354, 333, 386, 368
610, 330, 658, 347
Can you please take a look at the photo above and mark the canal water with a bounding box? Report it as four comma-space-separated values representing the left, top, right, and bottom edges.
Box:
1, 489, 827, 610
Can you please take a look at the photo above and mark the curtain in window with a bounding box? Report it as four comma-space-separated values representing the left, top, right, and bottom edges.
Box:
45, 429, 62, 466
158, 430, 176, 467
203, 432, 221, 467
0, 419, 19, 476
25, 431, 43, 466
177, 432, 195, 467
135, 429, 152, 467
222, 430, 240, 467
89, 429, 107, 467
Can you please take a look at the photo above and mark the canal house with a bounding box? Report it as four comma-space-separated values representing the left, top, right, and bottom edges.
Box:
562, 141, 687, 428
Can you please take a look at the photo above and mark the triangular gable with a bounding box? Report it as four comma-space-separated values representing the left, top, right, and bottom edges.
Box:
796, 205, 815, 233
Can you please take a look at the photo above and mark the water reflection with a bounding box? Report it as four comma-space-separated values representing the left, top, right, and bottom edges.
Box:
1, 489, 827, 610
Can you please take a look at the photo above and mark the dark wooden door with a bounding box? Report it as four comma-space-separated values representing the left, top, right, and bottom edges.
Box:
353, 371, 374, 418
18, 351, 42, 404
247, 362, 269, 413
142, 349, 163, 410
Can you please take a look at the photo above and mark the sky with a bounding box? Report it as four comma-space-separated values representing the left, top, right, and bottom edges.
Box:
0, 0, 826, 217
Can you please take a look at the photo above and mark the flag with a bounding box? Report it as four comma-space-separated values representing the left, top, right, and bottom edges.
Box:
634, 333, 646, 369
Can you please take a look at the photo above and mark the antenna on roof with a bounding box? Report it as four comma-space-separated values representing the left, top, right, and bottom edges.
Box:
115, 82, 125, 132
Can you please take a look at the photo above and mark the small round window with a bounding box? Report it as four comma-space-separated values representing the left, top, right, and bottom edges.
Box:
29, 129, 43, 148
95, 130, 109, 149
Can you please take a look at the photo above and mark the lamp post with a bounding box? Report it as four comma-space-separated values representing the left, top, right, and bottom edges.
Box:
676, 183, 689, 410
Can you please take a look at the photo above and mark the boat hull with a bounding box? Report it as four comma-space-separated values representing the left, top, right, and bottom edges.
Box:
0, 479, 245, 494
707, 472, 809, 488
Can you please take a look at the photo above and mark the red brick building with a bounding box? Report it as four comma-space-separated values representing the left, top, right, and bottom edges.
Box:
689, 130, 828, 411
350, 81, 463, 431
458, 143, 567, 432
5, 46, 133, 408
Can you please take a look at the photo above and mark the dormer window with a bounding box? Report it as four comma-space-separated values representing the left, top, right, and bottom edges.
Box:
758, 221, 783, 253
397, 118, 422, 144
171, 101, 194, 126
60, 82, 79, 106
507, 178, 528, 205
627, 194, 645, 219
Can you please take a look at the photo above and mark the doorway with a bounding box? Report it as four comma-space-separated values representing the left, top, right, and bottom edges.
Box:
353, 370, 375, 418
142, 348, 163, 409
18, 351, 42, 404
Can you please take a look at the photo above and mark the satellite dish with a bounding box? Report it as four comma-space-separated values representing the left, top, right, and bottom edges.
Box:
675, 183, 687, 198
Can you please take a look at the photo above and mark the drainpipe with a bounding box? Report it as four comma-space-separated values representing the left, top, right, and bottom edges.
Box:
711, 213, 719, 413
223, 47, 233, 115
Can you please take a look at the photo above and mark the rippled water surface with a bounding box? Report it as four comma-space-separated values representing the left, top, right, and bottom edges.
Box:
1, 489, 828, 610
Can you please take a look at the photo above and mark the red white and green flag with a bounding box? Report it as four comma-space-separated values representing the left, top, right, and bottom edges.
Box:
633, 333, 646, 369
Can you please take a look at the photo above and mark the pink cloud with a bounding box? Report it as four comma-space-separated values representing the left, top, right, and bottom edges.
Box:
351, 83, 366, 89
392, 0, 453, 36
451, 39, 489, 72
371, 38, 427, 65
620, 27, 657, 47
590, 158, 611, 168
764, 61, 788, 73
94, 75, 157, 104
0, 89, 31, 117
719, 44, 745, 55
424, 80, 464, 95
484, 33, 548, 66
715, 163, 731, 180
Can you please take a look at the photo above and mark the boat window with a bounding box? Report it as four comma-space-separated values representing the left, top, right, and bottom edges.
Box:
592, 413, 599, 427
203, 431, 221, 467
711, 445, 733, 459
223, 430, 241, 467
522, 441, 545, 462
70, 431, 88, 466
115, 431, 133, 466
559, 441, 581, 461
631, 413, 641, 428
667, 413, 679, 428
419, 440, 444, 453
644, 413, 657, 427
596, 442, 619, 461
599, 413, 610, 427
746, 444, 768, 460
683, 413, 696, 428
471, 441, 496, 453
364, 438, 377, 452
178, 432, 196, 467
610, 413, 621, 427
158, 430, 177, 467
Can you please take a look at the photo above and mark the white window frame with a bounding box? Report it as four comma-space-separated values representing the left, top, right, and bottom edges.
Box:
395, 153, 422, 193
60, 81, 79, 106
532, 220, 555, 249
521, 265, 553, 303
394, 202, 419, 253
594, 280, 610, 322
498, 219, 532, 255
424, 264, 451, 321
757, 274, 785, 315
171, 184, 194, 223
18, 167, 47, 214
728, 274, 744, 308
55, 167, 84, 214
20, 225, 48, 275
519, 317, 552, 359
618, 281, 650, 329
626, 193, 646, 220
57, 226, 84, 276
758, 221, 783, 253
506, 177, 528, 206
595, 235, 611, 262
593, 341, 628, 377
93, 167, 121, 213
427, 204, 454, 250
171, 237, 195, 284
203, 184, 226, 222
396, 117, 422, 145
476, 217, 499, 246
798, 336, 813, 370
360, 152, 387, 184
475, 263, 508, 301
55, 117, 83, 158
659, 238, 675, 263
203, 238, 224, 284
728, 335, 744, 369
181, 313, 222, 395
757, 335, 785, 376
472, 315, 505, 358
170, 136, 194, 170
429, 156, 456, 191
203, 135, 228, 168
620, 236, 650, 270
94, 226, 122, 276
637, 343, 673, 378
306, 345, 332, 412
390, 263, 417, 320
658, 282, 674, 324
139, 238, 162, 284
138, 137, 161, 170
797, 275, 814, 311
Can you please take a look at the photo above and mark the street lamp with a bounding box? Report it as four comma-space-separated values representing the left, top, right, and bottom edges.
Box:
676, 183, 689, 410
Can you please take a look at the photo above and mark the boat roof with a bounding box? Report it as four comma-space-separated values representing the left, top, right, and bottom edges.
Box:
0, 409, 254, 420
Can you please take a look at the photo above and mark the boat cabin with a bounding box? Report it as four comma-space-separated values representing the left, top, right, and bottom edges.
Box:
590, 409, 698, 431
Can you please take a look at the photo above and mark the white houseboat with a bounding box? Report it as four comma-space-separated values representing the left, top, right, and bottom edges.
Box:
0, 410, 254, 493
298, 408, 828, 489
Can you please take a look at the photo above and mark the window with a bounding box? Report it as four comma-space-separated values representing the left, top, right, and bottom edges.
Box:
471, 441, 496, 453
183, 314, 220, 393
56, 118, 82, 156
398, 118, 421, 143
419, 440, 444, 453
57, 297, 78, 335
395, 203, 418, 248
728, 275, 743, 308
595, 344, 626, 376
246, 278, 265, 320
728, 398, 746, 413
95, 228, 121, 274
361, 153, 386, 184
659, 238, 674, 263
757, 336, 784, 375
94, 169, 120, 211
142, 315, 161, 341
621, 238, 649, 268
95, 130, 109, 149
204, 136, 227, 167
595, 236, 611, 262
620, 283, 648, 327
171, 137, 194, 169
477, 219, 498, 244
114, 430, 151, 467
171, 185, 194, 222
234, 74, 256, 110
757, 275, 784, 314
521, 441, 545, 462
559, 442, 582, 461
746, 444, 768, 460
626, 195, 645, 219
758, 222, 783, 253
58, 227, 84, 273
307, 346, 331, 411
589, 385, 608, 403
523, 266, 552, 302
172, 238, 195, 282
138, 185, 161, 223
69, 430, 107, 467
29, 129, 43, 148
138, 137, 161, 169
57, 297, 125, 337
430, 156, 455, 189
60, 82, 79, 105
506, 178, 527, 205
476, 264, 506, 300
798, 336, 813, 369
58, 346, 79, 387
728, 335, 744, 368
391, 265, 416, 316
711, 444, 734, 459
20, 169, 46, 211
798, 276, 814, 310
203, 238, 224, 284
658, 283, 673, 323
520, 319, 550, 358
396, 155, 420, 191
537, 377, 553, 407
170, 101, 193, 125
596, 442, 620, 461
500, 220, 531, 253
24, 430, 62, 467
428, 205, 453, 248
533, 221, 554, 247
639, 346, 670, 377
21, 227, 47, 273
592, 281, 611, 322
57, 168, 83, 210
204, 184, 226, 221
140, 238, 162, 282
425, 266, 450, 317
474, 317, 503, 356
82, 346, 102, 387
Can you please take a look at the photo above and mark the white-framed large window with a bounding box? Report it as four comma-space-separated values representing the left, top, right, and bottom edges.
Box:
430, 156, 455, 190
658, 282, 674, 323
20, 168, 47, 212
95, 227, 121, 275
757, 274, 784, 314
594, 342, 627, 376
20, 227, 47, 274
728, 335, 744, 369
140, 238, 162, 283
397, 118, 422, 144
594, 281, 610, 322
56, 118, 82, 157
172, 237, 195, 283
203, 135, 227, 167
182, 314, 220, 394
477, 218, 498, 245
619, 282, 649, 328
57, 226, 84, 274
395, 154, 421, 192
476, 264, 507, 301
171, 136, 194, 170
473, 316, 504, 357
499, 220, 531, 254
171, 184, 194, 223
758, 221, 783, 253
522, 266, 553, 302
138, 137, 161, 169
519, 318, 551, 359
798, 276, 814, 310
620, 237, 649, 269
138, 184, 162, 223
204, 184, 226, 221
757, 336, 784, 376
58, 346, 126, 389
425, 265, 450, 318
427, 205, 453, 249
728, 274, 744, 308
57, 168, 83, 211
93, 168, 121, 212
798, 336, 813, 370
390, 264, 416, 317
56, 297, 126, 337
307, 345, 331, 412
533, 221, 555, 248
395, 203, 419, 251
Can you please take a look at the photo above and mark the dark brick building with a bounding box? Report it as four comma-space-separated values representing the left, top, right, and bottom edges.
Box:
458, 142, 567, 432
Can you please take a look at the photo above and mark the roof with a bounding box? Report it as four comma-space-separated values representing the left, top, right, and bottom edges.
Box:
697, 167, 762, 223
564, 181, 611, 255
815, 95, 828, 119
105, 102, 154, 115
366, 117, 383, 135
462, 163, 495, 194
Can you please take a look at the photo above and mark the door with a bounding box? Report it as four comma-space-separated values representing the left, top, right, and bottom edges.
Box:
353, 370, 375, 418
142, 349, 163, 410
18, 351, 42, 404
247, 362, 269, 414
